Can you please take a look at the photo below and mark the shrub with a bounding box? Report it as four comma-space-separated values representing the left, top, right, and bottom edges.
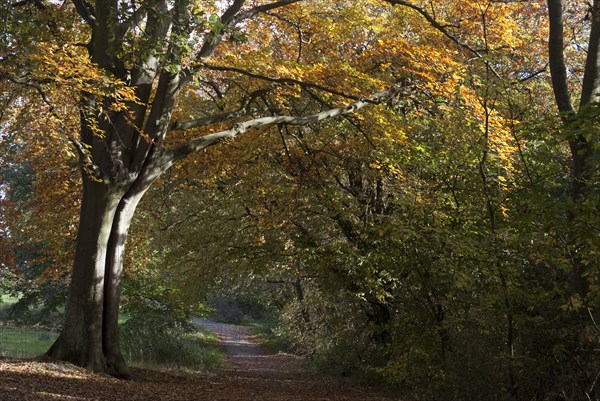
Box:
120, 303, 223, 371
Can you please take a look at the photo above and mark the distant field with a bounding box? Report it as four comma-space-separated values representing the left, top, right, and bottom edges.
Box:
0, 325, 58, 358
0, 295, 58, 358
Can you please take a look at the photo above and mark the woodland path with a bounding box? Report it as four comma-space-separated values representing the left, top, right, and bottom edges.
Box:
0, 321, 400, 400
191, 318, 264, 357
192, 318, 399, 401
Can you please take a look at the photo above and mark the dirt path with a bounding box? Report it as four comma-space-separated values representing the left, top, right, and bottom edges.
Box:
192, 319, 264, 356
0, 322, 400, 400
192, 318, 398, 400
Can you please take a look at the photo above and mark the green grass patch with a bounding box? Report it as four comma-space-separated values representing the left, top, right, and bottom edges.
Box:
0, 321, 222, 370
0, 325, 57, 358
1, 295, 223, 372
0, 294, 58, 357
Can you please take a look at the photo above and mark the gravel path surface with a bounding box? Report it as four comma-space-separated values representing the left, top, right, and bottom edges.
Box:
191, 319, 264, 356
189, 319, 400, 400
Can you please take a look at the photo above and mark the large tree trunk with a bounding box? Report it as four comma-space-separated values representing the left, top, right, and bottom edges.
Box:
102, 190, 146, 377
46, 173, 149, 378
548, 0, 598, 198
46, 178, 125, 373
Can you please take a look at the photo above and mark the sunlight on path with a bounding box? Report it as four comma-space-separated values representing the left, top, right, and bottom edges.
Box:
191, 318, 264, 356
190, 319, 401, 400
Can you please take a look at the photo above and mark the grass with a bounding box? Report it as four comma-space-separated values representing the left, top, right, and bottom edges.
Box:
0, 325, 58, 358
0, 322, 224, 371
0, 322, 223, 371
0, 295, 58, 358
0, 294, 224, 372
121, 323, 224, 372
172, 328, 223, 370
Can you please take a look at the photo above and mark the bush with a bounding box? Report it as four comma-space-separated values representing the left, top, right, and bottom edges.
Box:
0, 271, 67, 327
120, 304, 223, 371
248, 315, 294, 354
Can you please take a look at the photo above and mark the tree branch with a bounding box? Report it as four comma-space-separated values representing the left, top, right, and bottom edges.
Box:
385, 0, 482, 57
518, 64, 548, 82
196, 0, 247, 59
93, 0, 121, 72
69, 137, 108, 182
305, 87, 376, 148
1, 73, 53, 107
163, 84, 406, 165
119, 4, 148, 37
71, 0, 96, 25
265, 11, 306, 63
195, 0, 304, 60
12, 0, 45, 9
169, 106, 269, 131
241, 0, 304, 15
198, 62, 366, 101
546, 0, 574, 113
385, 0, 500, 77
580, 0, 600, 106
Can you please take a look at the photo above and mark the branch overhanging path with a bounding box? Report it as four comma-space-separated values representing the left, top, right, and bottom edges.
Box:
165, 83, 407, 165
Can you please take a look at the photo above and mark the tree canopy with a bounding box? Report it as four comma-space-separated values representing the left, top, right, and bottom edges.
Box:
1, 0, 599, 400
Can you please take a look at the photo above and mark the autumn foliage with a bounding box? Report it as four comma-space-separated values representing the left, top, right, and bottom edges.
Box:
1, 0, 599, 400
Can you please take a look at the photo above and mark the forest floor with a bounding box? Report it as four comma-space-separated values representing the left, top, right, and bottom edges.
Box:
0, 321, 400, 401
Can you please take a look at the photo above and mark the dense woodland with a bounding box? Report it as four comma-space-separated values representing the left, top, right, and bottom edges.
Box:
0, 0, 599, 400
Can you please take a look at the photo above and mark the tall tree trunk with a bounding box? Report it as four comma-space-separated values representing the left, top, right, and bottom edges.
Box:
46, 171, 150, 377
547, 0, 598, 200
547, 0, 598, 300
46, 179, 124, 372
102, 190, 146, 377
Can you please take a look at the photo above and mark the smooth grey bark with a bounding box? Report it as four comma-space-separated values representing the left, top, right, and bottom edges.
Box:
46, 0, 187, 375
574, 0, 600, 200
547, 0, 574, 114
167, 85, 403, 163
46, 177, 124, 372
102, 190, 146, 376
581, 0, 600, 106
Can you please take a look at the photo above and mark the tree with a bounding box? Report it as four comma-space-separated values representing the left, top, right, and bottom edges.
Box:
4, 1, 597, 398
377, 2, 599, 398
546, 0, 600, 302
2, 0, 404, 376
547, 0, 598, 200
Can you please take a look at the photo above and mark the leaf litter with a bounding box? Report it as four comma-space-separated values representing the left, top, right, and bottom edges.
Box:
0, 334, 400, 401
